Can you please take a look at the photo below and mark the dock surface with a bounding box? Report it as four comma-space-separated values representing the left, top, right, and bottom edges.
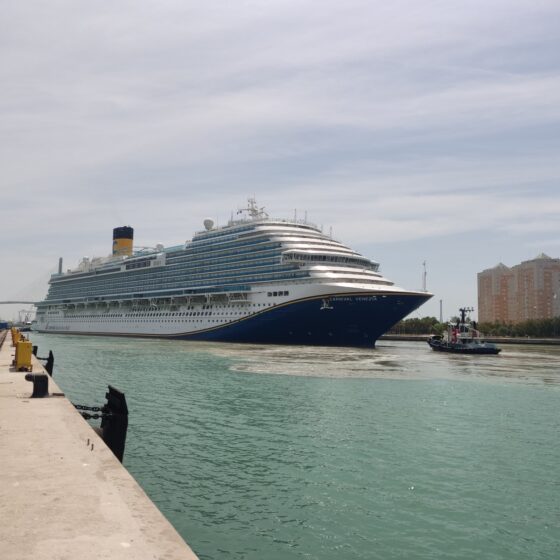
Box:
0, 330, 198, 560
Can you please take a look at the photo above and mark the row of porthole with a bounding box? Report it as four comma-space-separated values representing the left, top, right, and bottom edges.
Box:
45, 319, 247, 329
50, 313, 252, 326
46, 318, 235, 325
52, 310, 269, 327
62, 309, 265, 320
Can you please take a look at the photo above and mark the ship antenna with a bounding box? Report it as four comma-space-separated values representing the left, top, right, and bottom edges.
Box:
422, 261, 427, 292
459, 307, 474, 324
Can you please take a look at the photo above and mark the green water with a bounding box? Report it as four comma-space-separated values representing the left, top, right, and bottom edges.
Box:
30, 335, 560, 559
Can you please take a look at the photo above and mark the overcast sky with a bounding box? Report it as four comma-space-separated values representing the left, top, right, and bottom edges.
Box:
1, 0, 560, 322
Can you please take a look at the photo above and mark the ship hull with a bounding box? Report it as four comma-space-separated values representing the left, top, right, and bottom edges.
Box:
179, 292, 428, 346
36, 292, 430, 347
427, 338, 501, 355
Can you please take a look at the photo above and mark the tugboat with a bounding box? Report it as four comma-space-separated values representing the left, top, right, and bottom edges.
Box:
428, 307, 501, 355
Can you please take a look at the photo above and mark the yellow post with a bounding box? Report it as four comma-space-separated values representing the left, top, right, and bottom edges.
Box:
13, 337, 18, 366
15, 340, 33, 372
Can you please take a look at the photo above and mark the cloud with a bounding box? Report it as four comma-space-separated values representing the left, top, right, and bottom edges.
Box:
1, 0, 560, 319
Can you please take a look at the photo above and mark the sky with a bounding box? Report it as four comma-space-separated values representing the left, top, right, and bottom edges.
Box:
1, 0, 560, 322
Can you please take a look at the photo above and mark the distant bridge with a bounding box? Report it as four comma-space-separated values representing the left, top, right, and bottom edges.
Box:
0, 301, 36, 305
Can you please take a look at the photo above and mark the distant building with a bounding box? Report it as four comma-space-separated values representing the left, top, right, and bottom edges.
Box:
478, 254, 560, 323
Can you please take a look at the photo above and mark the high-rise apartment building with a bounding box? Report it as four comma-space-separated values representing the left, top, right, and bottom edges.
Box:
478, 254, 560, 323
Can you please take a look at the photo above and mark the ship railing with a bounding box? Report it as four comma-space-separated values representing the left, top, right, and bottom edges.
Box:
50, 285, 252, 309
220, 216, 321, 230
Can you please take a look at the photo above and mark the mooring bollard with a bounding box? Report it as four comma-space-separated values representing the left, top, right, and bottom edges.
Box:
35, 348, 55, 376
74, 385, 129, 462
25, 373, 49, 398
44, 351, 54, 376
101, 385, 129, 463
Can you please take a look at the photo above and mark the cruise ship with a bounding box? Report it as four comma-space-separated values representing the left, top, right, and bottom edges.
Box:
35, 199, 431, 347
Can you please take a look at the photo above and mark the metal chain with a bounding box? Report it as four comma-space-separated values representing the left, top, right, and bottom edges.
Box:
73, 403, 122, 421
74, 404, 105, 412
80, 412, 113, 420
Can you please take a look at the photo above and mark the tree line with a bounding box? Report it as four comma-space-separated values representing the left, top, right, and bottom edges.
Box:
390, 316, 560, 338
389, 317, 444, 335
478, 317, 560, 337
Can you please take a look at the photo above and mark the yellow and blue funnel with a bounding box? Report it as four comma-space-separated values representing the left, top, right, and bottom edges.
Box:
112, 226, 134, 256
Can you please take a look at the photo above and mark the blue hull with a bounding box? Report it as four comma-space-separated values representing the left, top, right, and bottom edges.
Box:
171, 292, 431, 347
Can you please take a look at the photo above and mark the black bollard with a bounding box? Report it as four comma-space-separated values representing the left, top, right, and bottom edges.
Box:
38, 350, 55, 376
100, 385, 128, 463
44, 351, 54, 376
25, 373, 49, 398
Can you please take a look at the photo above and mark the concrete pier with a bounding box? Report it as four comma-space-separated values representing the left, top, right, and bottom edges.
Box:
0, 330, 198, 560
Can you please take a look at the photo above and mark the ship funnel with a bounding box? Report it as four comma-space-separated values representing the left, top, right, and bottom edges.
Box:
112, 226, 134, 257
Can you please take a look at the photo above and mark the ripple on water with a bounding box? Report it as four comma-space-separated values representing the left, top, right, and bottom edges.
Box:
29, 334, 560, 559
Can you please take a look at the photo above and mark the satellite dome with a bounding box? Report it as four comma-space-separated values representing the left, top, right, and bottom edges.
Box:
203, 218, 215, 231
